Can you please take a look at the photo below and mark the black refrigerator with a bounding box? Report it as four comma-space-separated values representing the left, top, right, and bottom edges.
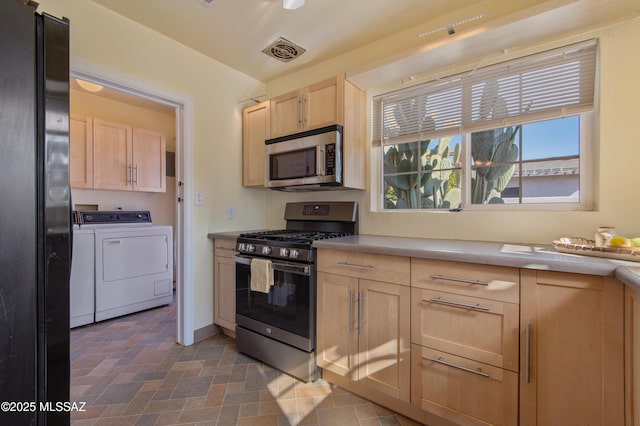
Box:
0, 1, 71, 425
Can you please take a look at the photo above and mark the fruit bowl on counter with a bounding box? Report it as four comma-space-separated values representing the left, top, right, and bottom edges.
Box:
553, 236, 640, 262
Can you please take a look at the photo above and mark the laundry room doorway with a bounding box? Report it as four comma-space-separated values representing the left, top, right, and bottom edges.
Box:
70, 59, 195, 346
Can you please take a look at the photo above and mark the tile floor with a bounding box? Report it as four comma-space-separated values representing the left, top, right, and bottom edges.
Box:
70, 301, 424, 425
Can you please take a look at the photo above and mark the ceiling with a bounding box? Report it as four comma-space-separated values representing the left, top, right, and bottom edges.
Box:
89, 0, 485, 83
80, 0, 639, 109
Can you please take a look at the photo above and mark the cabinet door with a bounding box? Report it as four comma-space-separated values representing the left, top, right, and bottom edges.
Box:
520, 270, 624, 426
304, 76, 343, 130
93, 119, 133, 191
270, 89, 301, 138
133, 127, 166, 192
626, 285, 640, 426
411, 345, 518, 426
358, 279, 410, 402
242, 101, 270, 187
69, 115, 93, 189
214, 253, 236, 331
317, 272, 358, 378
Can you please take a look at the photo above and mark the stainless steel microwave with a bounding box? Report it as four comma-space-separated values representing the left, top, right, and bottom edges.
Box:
265, 125, 342, 191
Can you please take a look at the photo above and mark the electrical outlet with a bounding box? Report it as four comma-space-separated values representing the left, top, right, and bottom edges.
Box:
227, 206, 235, 219
195, 192, 204, 205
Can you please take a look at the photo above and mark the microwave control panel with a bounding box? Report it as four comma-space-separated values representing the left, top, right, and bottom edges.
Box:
325, 143, 336, 176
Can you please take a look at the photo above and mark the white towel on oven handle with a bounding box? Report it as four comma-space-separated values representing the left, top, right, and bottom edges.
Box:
250, 258, 273, 293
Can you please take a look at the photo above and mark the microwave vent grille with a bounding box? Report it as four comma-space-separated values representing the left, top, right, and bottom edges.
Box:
262, 37, 306, 62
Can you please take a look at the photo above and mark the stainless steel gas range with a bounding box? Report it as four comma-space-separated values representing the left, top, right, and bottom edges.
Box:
233, 201, 358, 382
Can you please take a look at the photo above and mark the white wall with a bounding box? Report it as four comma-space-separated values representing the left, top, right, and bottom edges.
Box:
38, 0, 268, 330
264, 18, 640, 244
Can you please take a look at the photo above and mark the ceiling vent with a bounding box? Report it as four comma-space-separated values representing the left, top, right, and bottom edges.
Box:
262, 37, 306, 63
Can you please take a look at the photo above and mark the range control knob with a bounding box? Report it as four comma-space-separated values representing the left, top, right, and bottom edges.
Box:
238, 243, 246, 251
289, 249, 300, 259
262, 246, 272, 255
280, 248, 289, 257
247, 244, 256, 253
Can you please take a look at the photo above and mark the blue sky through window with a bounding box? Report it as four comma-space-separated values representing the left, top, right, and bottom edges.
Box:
521, 116, 579, 160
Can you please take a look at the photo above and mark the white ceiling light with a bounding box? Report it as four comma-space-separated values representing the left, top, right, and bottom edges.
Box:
283, 0, 304, 10
75, 78, 104, 93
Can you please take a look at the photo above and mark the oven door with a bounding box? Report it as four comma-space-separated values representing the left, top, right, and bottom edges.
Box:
234, 254, 315, 352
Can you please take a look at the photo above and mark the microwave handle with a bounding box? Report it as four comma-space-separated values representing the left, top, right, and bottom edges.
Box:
317, 145, 325, 176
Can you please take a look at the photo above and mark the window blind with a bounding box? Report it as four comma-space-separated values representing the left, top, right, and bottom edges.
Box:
372, 39, 597, 146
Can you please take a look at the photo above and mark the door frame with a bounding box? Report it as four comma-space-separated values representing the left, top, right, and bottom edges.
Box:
70, 58, 195, 346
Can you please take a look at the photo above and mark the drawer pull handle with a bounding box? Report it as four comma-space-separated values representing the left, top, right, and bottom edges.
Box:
337, 262, 376, 270
358, 292, 364, 336
525, 322, 532, 384
429, 356, 490, 378
428, 296, 490, 312
430, 274, 489, 286
349, 290, 354, 333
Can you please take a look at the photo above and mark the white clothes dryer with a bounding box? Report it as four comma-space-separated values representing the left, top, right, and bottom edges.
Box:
77, 211, 173, 322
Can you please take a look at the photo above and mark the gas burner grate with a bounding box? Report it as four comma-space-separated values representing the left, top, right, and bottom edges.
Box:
239, 230, 351, 243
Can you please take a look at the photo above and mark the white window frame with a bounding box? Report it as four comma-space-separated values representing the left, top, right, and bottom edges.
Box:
372, 40, 598, 212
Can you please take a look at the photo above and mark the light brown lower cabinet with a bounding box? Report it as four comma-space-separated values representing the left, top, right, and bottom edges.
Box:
316, 249, 629, 426
317, 271, 411, 402
626, 285, 640, 426
411, 345, 518, 426
213, 239, 236, 336
520, 270, 624, 426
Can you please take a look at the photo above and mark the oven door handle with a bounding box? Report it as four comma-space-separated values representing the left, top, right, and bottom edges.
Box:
233, 255, 311, 276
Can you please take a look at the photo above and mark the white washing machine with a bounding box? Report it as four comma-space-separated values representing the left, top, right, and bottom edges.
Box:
70, 226, 95, 328
78, 211, 173, 323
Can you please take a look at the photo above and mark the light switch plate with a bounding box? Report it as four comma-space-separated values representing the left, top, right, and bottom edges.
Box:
227, 206, 235, 219
195, 192, 204, 205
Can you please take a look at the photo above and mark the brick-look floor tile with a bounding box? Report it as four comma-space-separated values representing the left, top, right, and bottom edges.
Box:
70, 302, 420, 426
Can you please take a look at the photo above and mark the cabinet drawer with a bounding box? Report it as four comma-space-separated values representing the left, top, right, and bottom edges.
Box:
411, 345, 518, 426
412, 288, 519, 371
411, 258, 519, 304
317, 249, 410, 286
214, 238, 236, 257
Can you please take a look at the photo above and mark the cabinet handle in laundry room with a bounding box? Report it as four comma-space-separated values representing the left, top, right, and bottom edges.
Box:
133, 165, 138, 184
430, 274, 489, 286
127, 165, 132, 184
428, 356, 490, 378
427, 296, 491, 311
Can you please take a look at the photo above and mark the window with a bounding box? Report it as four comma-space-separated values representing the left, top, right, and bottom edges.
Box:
374, 40, 596, 210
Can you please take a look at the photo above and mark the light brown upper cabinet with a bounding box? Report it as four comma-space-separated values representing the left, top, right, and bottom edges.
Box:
132, 127, 166, 192
92, 118, 166, 192
69, 114, 93, 189
269, 75, 363, 138
242, 101, 270, 187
